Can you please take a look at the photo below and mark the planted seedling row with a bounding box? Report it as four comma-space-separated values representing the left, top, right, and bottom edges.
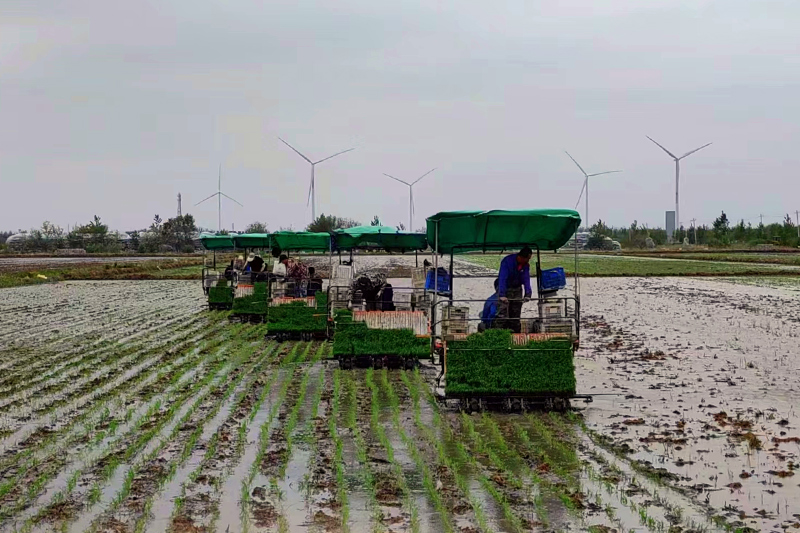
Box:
70, 333, 264, 533
4, 331, 261, 531
1, 330, 250, 529
399, 369, 499, 533
0, 310, 208, 406
338, 371, 385, 532
0, 314, 213, 419
169, 343, 300, 532
365, 368, 421, 532
106, 340, 280, 533
238, 342, 317, 532
0, 320, 245, 484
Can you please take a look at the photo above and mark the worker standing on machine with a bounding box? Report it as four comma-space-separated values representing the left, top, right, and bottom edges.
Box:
496, 247, 533, 333
479, 278, 500, 331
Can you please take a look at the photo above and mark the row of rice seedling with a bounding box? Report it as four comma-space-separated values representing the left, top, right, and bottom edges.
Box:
120, 341, 282, 532
0, 321, 246, 523
401, 371, 520, 531
1, 315, 213, 419
10, 330, 265, 531
328, 369, 348, 531
200, 343, 296, 529
72, 332, 267, 533
168, 343, 300, 532
395, 370, 483, 533
0, 301, 205, 392
258, 343, 322, 531
0, 319, 239, 485
339, 371, 384, 531
239, 342, 317, 532
366, 369, 420, 531
0, 308, 209, 406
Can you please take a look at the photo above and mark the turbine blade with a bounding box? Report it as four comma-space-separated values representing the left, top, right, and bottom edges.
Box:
383, 173, 411, 186
411, 188, 415, 215
278, 137, 313, 164
574, 179, 587, 210
646, 136, 678, 159
587, 170, 623, 177
679, 142, 712, 159
412, 167, 437, 185
314, 147, 355, 165
565, 151, 588, 177
220, 192, 243, 207
195, 192, 218, 206
306, 178, 313, 207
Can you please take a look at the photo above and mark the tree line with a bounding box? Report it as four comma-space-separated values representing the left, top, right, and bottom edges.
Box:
590, 211, 800, 248
1, 214, 200, 253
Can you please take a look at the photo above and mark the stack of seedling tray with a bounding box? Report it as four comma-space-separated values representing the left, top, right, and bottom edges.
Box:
266, 292, 330, 341
444, 329, 575, 411
207, 282, 233, 311
333, 310, 429, 369
230, 282, 269, 323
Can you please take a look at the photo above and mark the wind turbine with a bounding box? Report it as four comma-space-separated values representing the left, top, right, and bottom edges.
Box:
565, 152, 621, 230
646, 136, 712, 231
278, 137, 355, 222
383, 168, 437, 232
195, 164, 243, 232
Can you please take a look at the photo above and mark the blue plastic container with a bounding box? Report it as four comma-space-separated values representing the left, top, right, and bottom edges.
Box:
540, 267, 566, 292
425, 268, 451, 295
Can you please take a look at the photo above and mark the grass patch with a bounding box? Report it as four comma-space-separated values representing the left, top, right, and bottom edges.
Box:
462, 253, 800, 277
0, 259, 202, 288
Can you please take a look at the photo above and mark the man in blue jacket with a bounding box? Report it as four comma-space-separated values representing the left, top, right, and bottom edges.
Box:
480, 278, 500, 331
497, 247, 533, 332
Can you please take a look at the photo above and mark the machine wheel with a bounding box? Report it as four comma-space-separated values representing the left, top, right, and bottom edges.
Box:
372, 356, 384, 369
544, 398, 555, 412
467, 398, 481, 413
404, 358, 416, 370
553, 398, 569, 412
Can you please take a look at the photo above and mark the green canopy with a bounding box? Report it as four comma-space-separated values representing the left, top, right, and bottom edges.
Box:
333, 225, 428, 251
269, 231, 332, 252
199, 233, 235, 250
426, 209, 581, 253
232, 233, 270, 248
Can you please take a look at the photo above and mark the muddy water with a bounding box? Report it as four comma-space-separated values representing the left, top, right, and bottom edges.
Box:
578, 277, 800, 531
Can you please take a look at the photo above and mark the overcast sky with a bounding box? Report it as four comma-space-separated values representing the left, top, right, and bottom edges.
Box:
2, 0, 798, 233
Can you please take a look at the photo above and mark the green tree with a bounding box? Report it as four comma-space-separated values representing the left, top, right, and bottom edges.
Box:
306, 214, 361, 232
161, 214, 197, 252
245, 221, 269, 233
713, 211, 729, 238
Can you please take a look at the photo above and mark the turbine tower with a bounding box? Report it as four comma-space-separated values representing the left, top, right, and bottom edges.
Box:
195, 164, 243, 232
278, 137, 355, 222
565, 152, 621, 230
382, 169, 436, 232
646, 136, 712, 230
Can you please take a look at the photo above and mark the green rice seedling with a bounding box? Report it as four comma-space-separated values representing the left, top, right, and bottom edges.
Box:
330, 370, 349, 530
373, 370, 420, 533
279, 365, 313, 477
446, 329, 575, 395
333, 322, 429, 358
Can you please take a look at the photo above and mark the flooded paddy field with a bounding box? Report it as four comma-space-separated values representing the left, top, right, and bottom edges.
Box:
1, 268, 797, 532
